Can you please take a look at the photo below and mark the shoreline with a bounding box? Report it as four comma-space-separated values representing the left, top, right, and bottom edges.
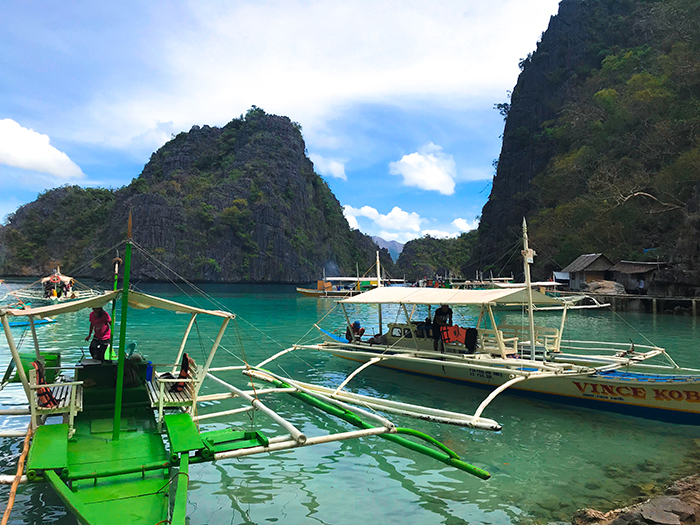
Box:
572, 475, 700, 525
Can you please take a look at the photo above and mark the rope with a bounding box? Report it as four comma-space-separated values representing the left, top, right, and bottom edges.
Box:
1, 424, 33, 525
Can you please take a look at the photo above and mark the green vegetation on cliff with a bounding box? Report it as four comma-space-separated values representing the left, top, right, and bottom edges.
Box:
396, 231, 477, 281
474, 0, 700, 284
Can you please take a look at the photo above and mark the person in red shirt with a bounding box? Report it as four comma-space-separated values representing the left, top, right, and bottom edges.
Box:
86, 307, 112, 361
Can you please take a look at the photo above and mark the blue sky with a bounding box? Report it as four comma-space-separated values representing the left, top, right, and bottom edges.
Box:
0, 0, 561, 243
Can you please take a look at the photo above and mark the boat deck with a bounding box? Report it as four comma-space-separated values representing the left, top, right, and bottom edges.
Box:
27, 363, 171, 525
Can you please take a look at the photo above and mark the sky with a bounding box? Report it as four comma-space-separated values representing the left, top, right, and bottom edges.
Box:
0, 0, 562, 244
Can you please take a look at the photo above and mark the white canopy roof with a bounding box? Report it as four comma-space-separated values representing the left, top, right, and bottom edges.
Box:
340, 286, 563, 306
493, 281, 562, 288
2, 291, 119, 318
40, 274, 72, 284
128, 292, 234, 318
1, 290, 234, 319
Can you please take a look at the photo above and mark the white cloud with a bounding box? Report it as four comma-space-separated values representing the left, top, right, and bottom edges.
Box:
344, 205, 424, 233
389, 143, 456, 195
0, 119, 84, 180
54, 0, 560, 150
422, 229, 458, 239
309, 154, 347, 180
452, 217, 478, 231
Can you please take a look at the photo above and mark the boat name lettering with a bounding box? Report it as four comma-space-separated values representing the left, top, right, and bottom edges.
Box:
653, 388, 700, 403
572, 382, 646, 399
573, 382, 700, 403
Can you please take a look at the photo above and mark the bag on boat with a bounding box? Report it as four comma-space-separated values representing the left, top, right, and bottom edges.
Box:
171, 353, 195, 393
31, 360, 59, 408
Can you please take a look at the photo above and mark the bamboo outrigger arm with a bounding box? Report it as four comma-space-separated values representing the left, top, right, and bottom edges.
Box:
243, 368, 491, 479
246, 367, 502, 431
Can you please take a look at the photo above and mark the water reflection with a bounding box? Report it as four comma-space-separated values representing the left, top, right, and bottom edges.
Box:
1, 283, 699, 524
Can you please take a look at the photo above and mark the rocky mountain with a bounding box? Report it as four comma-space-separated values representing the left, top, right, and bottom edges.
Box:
371, 236, 403, 261
472, 0, 700, 292
0, 108, 396, 283
395, 231, 477, 282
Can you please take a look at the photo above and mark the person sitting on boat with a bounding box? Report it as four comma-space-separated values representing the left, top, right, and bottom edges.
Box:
85, 307, 112, 362
345, 320, 365, 342
433, 304, 453, 352
416, 316, 432, 338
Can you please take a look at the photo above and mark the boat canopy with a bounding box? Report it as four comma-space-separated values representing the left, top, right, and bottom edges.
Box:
128, 292, 234, 318
340, 286, 563, 306
40, 274, 72, 284
0, 290, 234, 319
1, 290, 118, 318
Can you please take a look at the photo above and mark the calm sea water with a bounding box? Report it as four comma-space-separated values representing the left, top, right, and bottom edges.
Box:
1, 283, 699, 525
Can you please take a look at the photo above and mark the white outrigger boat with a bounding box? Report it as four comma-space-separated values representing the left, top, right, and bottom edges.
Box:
2, 267, 104, 305
292, 220, 700, 425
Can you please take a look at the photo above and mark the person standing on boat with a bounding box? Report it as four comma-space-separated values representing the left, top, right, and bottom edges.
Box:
85, 307, 111, 361
433, 304, 453, 352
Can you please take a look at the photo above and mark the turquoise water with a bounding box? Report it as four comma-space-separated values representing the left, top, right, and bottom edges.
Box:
1, 283, 699, 524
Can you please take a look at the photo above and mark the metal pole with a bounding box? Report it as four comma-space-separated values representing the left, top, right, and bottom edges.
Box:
28, 316, 41, 360
0, 313, 31, 398
195, 316, 232, 396
113, 215, 132, 441
172, 313, 197, 375
522, 218, 537, 360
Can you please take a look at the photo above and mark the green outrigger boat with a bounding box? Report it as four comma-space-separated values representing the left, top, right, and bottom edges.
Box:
0, 231, 495, 524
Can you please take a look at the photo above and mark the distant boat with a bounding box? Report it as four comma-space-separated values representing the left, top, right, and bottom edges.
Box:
1, 267, 104, 305
297, 253, 405, 298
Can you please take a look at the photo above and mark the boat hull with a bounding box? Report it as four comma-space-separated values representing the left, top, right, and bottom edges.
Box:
296, 287, 364, 298
320, 346, 700, 424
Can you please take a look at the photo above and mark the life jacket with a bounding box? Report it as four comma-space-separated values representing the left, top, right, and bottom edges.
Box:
440, 325, 468, 345
31, 361, 59, 408
171, 353, 192, 393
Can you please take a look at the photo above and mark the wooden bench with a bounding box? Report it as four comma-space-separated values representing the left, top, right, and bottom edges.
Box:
146, 357, 198, 431
478, 329, 518, 358
499, 324, 561, 354
28, 369, 83, 437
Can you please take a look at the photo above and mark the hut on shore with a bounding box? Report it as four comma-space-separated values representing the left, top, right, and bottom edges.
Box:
610, 260, 668, 295
561, 254, 614, 291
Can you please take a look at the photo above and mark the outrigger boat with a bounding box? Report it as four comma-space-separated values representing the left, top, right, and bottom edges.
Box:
0, 223, 493, 525
296, 252, 405, 298
292, 220, 700, 425
2, 267, 104, 305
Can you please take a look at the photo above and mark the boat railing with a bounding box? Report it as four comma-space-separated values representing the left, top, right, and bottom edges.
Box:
27, 368, 83, 437
146, 361, 199, 431
557, 339, 663, 355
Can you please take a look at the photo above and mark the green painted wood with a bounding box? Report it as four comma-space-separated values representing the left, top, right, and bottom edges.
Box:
164, 413, 204, 453
72, 476, 168, 503
200, 428, 270, 459
170, 453, 189, 525
113, 237, 132, 441
83, 490, 168, 525
44, 470, 95, 524
90, 417, 136, 434
27, 423, 68, 472
67, 409, 169, 480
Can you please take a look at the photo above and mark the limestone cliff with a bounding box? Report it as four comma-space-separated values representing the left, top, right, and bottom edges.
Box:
0, 108, 395, 282
473, 0, 700, 292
